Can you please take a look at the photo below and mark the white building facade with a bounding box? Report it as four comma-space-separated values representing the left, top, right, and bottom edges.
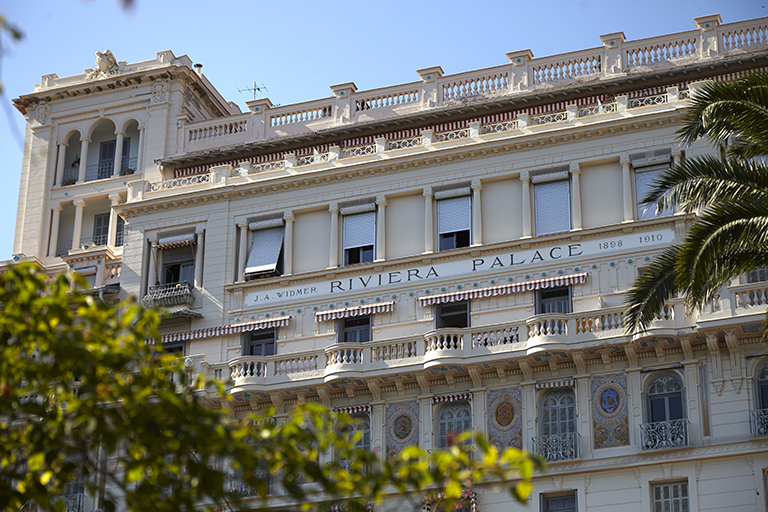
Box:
10, 14, 768, 512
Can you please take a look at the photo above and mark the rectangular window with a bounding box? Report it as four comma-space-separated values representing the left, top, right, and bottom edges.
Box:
652, 481, 688, 512
537, 286, 571, 314
92, 213, 110, 245
542, 492, 577, 512
116, 216, 125, 247
164, 342, 185, 355
436, 301, 469, 329
343, 211, 375, 266
243, 329, 276, 356
748, 266, 768, 283
636, 165, 673, 220
98, 140, 116, 179
341, 316, 371, 343
162, 246, 195, 285
534, 177, 570, 235
245, 219, 284, 279
437, 195, 471, 251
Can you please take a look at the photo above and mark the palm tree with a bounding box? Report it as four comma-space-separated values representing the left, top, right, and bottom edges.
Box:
624, 72, 768, 334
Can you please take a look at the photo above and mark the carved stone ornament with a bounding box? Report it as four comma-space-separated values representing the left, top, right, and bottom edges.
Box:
86, 50, 120, 81
31, 100, 50, 125
150, 80, 170, 105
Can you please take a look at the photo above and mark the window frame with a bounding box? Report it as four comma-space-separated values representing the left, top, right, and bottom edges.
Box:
536, 286, 572, 315
541, 491, 577, 512
436, 401, 472, 449
161, 246, 195, 286
651, 481, 689, 512
645, 373, 685, 423
340, 316, 371, 344
540, 388, 577, 437
747, 266, 768, 284
435, 191, 471, 252
533, 173, 571, 236
242, 329, 277, 357
244, 218, 285, 280
342, 209, 376, 267
435, 301, 470, 329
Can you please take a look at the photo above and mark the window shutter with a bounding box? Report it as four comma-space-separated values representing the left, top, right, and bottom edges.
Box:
635, 167, 672, 219
437, 196, 470, 235
245, 227, 284, 274
343, 211, 375, 249
535, 180, 570, 235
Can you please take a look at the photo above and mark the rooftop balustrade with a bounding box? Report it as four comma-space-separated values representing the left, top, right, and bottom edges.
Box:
171, 16, 766, 157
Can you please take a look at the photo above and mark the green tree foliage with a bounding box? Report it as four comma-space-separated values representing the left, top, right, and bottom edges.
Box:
624, 72, 768, 334
0, 264, 544, 512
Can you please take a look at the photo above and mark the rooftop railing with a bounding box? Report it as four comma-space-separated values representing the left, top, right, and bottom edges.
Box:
174, 16, 767, 155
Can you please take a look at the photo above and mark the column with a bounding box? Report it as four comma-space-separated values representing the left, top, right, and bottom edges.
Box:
419, 396, 434, 452
328, 204, 339, 268
574, 376, 592, 459
672, 150, 682, 214
194, 229, 205, 288
112, 130, 125, 178
55, 143, 67, 185
471, 179, 482, 246
570, 162, 582, 231
48, 204, 62, 257
78, 137, 90, 183
283, 211, 294, 275
423, 187, 433, 254
375, 196, 387, 261
237, 223, 249, 282
136, 124, 145, 173
147, 238, 158, 290
621, 155, 633, 222
71, 199, 85, 250
520, 173, 532, 238
107, 194, 120, 247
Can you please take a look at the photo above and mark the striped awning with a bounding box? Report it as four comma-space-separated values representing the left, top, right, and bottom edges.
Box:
432, 392, 472, 404
418, 272, 588, 306
155, 233, 197, 250
535, 379, 575, 390
315, 301, 394, 322
157, 315, 291, 344
334, 405, 371, 415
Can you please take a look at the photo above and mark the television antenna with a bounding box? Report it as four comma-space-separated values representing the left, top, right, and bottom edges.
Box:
237, 82, 269, 101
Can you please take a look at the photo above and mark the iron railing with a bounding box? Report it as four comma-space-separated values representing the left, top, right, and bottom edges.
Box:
639, 419, 688, 450
751, 409, 768, 438
141, 281, 194, 308
531, 431, 579, 462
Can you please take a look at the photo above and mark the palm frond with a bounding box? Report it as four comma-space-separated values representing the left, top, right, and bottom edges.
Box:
623, 246, 681, 335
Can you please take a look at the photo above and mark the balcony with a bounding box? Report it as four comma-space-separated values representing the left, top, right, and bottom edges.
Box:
639, 419, 689, 451
751, 409, 768, 438
53, 493, 85, 512
531, 432, 579, 462
141, 281, 195, 308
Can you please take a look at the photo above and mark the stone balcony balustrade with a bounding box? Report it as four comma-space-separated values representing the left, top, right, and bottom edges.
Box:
165, 16, 766, 157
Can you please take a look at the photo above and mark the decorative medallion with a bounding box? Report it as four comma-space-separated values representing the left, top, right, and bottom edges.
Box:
495, 402, 514, 427
393, 414, 412, 440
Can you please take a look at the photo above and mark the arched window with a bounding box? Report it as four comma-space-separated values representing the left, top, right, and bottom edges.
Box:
647, 374, 684, 423
753, 362, 768, 438
541, 389, 576, 436
756, 362, 768, 411
437, 401, 472, 448
347, 414, 371, 452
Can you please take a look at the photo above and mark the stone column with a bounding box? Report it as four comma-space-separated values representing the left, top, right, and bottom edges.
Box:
112, 130, 125, 178
672, 150, 682, 214
237, 223, 249, 282
621, 155, 633, 222
328, 204, 339, 268
48, 204, 62, 257
71, 199, 86, 250
55, 143, 67, 185
570, 162, 582, 231
78, 137, 90, 183
147, 238, 158, 290
419, 396, 434, 452
375, 196, 387, 261
194, 229, 205, 288
423, 187, 434, 254
137, 124, 145, 173
107, 194, 120, 247
283, 211, 294, 275
520, 172, 532, 238
471, 179, 483, 246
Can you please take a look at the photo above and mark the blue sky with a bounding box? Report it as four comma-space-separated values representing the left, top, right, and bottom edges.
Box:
0, 0, 764, 259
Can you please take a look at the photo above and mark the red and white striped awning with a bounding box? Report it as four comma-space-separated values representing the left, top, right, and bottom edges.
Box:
432, 392, 472, 404
535, 379, 575, 390
315, 301, 394, 322
158, 315, 291, 344
418, 273, 588, 306
334, 405, 371, 415
155, 233, 197, 250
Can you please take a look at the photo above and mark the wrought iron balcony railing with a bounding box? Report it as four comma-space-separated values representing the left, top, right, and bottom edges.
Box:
141, 281, 194, 308
751, 409, 768, 438
531, 431, 579, 462
639, 419, 688, 450
53, 493, 84, 512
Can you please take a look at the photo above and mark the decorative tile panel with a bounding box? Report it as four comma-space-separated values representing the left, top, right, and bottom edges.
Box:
386, 401, 419, 459
486, 387, 522, 449
592, 373, 629, 448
